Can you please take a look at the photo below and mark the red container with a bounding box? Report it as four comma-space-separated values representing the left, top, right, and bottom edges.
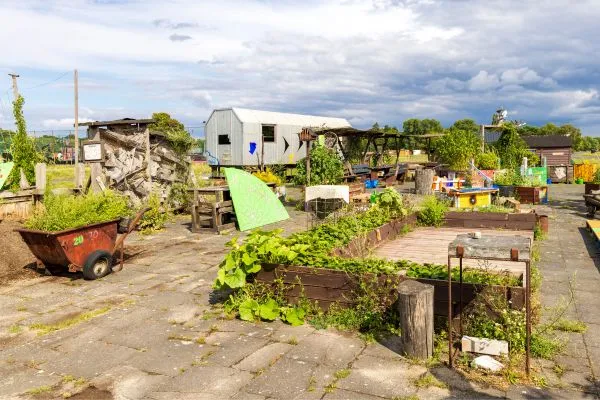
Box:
16, 220, 119, 272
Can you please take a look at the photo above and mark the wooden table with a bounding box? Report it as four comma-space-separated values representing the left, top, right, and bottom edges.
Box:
188, 186, 236, 233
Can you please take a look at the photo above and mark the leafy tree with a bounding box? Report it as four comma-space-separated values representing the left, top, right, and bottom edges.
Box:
294, 144, 344, 185
402, 118, 443, 150
450, 119, 480, 136
7, 96, 40, 188
150, 112, 194, 155
494, 124, 534, 169
434, 128, 481, 171
476, 151, 500, 170
517, 125, 540, 136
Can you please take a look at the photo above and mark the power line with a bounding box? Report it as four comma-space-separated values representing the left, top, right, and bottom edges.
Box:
21, 71, 70, 91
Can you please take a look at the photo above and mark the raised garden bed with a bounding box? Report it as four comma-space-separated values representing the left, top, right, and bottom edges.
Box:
331, 214, 417, 257
254, 264, 525, 317
515, 186, 548, 204
444, 211, 538, 231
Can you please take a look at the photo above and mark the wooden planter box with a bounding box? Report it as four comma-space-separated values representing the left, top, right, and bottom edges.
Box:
515, 186, 548, 204
254, 264, 525, 317
585, 183, 600, 195
331, 214, 417, 258
444, 211, 538, 231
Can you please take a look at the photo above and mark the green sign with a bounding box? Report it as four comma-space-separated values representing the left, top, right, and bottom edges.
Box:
224, 168, 289, 231
0, 162, 14, 189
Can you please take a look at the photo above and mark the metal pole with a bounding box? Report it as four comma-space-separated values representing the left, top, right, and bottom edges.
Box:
526, 260, 531, 375
8, 73, 19, 100
74, 69, 81, 188
448, 255, 453, 368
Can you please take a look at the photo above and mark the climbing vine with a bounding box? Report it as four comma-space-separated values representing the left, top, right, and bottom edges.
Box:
7, 96, 39, 189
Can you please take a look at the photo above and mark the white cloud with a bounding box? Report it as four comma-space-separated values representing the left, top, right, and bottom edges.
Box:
41, 117, 93, 129
0, 0, 600, 133
468, 71, 500, 91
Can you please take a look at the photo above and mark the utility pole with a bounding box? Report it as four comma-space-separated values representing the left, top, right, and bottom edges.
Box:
8, 73, 19, 100
74, 69, 82, 188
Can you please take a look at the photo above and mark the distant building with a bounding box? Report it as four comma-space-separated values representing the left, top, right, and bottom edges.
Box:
522, 135, 572, 166
522, 135, 573, 183
204, 108, 351, 167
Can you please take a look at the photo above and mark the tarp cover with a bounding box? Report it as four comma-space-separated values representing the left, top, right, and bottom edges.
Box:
0, 162, 14, 189
304, 185, 350, 204
224, 168, 289, 231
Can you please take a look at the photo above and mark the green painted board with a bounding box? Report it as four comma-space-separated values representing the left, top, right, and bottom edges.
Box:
526, 167, 547, 185
0, 162, 14, 189
224, 168, 289, 231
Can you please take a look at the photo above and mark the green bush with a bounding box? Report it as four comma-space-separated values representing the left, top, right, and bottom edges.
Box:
417, 196, 448, 227
592, 169, 600, 184
168, 183, 191, 212
493, 170, 526, 186
476, 151, 500, 170
25, 191, 130, 232
138, 193, 169, 234
434, 128, 481, 171
293, 144, 344, 185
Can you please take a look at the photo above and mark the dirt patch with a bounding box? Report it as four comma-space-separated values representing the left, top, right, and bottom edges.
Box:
68, 386, 112, 399
0, 219, 39, 284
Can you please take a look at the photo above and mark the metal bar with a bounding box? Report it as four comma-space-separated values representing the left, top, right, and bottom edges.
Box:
448, 255, 453, 368
526, 260, 531, 375
459, 256, 463, 337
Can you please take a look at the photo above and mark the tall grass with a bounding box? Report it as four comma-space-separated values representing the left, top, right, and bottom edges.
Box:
25, 191, 130, 231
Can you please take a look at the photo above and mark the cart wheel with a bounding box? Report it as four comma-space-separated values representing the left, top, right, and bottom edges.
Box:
83, 250, 113, 280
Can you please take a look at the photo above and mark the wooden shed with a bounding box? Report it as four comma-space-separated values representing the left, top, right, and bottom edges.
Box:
522, 135, 573, 183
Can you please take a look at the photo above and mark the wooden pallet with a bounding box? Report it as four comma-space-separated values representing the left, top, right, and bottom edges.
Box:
586, 220, 600, 243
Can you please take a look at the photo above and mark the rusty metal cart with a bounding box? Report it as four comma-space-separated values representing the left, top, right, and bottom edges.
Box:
447, 234, 532, 374
16, 208, 148, 280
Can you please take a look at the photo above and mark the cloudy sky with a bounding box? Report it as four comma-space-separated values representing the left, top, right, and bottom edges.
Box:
0, 0, 599, 136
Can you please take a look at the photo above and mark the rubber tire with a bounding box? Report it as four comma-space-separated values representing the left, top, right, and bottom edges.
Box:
82, 250, 113, 280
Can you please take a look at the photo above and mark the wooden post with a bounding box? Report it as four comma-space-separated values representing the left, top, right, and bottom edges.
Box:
74, 69, 82, 188
396, 280, 434, 359
90, 163, 104, 193
145, 126, 152, 185
415, 168, 434, 195
306, 140, 311, 185
8, 73, 19, 100
35, 163, 46, 193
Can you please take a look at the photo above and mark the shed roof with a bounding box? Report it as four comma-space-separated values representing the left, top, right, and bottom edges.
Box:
522, 135, 573, 148
79, 118, 154, 127
220, 108, 351, 128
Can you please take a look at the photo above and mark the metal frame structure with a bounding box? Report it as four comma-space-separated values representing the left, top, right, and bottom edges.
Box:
447, 235, 532, 375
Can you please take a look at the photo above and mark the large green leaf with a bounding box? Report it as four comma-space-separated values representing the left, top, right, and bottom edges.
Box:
239, 299, 259, 321
258, 299, 279, 321
223, 268, 246, 289
281, 307, 305, 326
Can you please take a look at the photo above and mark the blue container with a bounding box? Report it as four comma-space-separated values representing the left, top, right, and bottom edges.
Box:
365, 179, 379, 189
547, 178, 552, 184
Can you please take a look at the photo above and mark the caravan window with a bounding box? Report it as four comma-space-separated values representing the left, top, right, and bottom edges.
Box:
218, 134, 231, 145
262, 125, 275, 142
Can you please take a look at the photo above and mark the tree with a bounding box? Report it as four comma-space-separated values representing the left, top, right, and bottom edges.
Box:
7, 96, 40, 188
434, 128, 481, 171
402, 118, 443, 150
517, 125, 540, 136
450, 119, 479, 136
494, 124, 532, 169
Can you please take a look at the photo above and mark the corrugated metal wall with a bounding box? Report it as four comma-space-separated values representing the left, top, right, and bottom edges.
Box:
241, 123, 305, 166
205, 110, 243, 165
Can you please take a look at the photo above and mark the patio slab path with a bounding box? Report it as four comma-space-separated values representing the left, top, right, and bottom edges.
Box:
0, 188, 599, 399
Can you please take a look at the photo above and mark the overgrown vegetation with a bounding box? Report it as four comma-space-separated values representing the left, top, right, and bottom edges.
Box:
29, 306, 111, 335
150, 112, 195, 156
476, 151, 500, 170
494, 124, 538, 169
138, 193, 168, 234
434, 128, 480, 171
6, 95, 41, 189
253, 168, 283, 186
293, 144, 344, 185
25, 191, 130, 231
417, 195, 448, 227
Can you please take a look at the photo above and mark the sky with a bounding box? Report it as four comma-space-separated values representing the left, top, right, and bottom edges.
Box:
0, 0, 599, 137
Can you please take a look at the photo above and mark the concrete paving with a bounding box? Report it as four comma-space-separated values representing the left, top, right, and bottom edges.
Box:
0, 191, 599, 399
